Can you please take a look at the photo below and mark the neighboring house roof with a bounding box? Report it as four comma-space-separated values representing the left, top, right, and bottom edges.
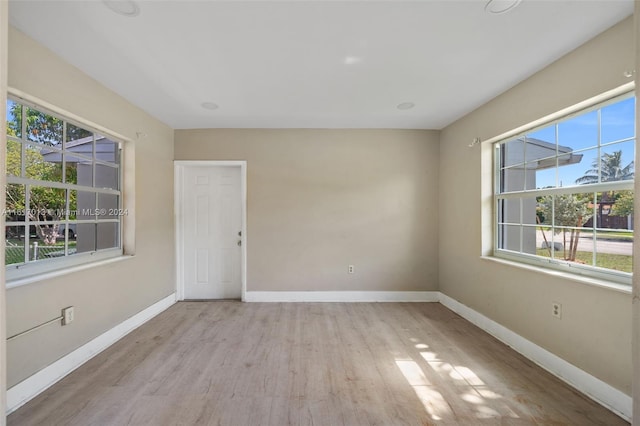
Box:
40, 135, 119, 164
505, 137, 583, 170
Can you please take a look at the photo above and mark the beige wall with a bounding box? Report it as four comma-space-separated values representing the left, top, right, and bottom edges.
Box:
6, 27, 175, 387
439, 17, 634, 394
1, 2, 8, 422
175, 129, 439, 293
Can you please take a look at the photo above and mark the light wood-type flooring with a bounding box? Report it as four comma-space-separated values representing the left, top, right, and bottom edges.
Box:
8, 302, 629, 425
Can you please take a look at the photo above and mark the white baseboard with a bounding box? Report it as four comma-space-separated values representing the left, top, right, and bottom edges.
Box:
438, 293, 631, 422
244, 291, 439, 303
6, 292, 177, 415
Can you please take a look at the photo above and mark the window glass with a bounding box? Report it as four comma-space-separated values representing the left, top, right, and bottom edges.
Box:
6, 140, 21, 177
96, 164, 118, 190
558, 110, 598, 152
495, 94, 635, 284
601, 97, 635, 144
26, 107, 63, 147
5, 98, 123, 280
25, 145, 63, 183
6, 100, 22, 138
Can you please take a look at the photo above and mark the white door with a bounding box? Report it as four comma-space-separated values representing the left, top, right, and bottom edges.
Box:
181, 165, 242, 299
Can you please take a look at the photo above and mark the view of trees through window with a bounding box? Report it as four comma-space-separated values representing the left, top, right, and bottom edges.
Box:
5, 98, 122, 272
496, 94, 635, 282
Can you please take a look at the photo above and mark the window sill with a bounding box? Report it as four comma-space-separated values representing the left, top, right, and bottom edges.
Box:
6, 254, 135, 290
481, 255, 632, 294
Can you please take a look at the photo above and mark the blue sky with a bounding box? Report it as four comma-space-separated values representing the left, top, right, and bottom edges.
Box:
531, 96, 635, 189
6, 99, 16, 121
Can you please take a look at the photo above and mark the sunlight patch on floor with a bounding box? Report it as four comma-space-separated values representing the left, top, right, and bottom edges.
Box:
395, 360, 431, 386
394, 359, 452, 420
402, 336, 520, 421
453, 366, 486, 386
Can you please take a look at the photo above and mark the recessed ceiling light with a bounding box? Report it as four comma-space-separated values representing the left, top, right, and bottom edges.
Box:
485, 0, 522, 14
344, 56, 363, 65
397, 102, 415, 110
103, 0, 140, 17
201, 102, 219, 110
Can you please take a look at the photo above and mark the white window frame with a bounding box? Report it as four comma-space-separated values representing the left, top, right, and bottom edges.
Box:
493, 91, 635, 285
5, 95, 124, 282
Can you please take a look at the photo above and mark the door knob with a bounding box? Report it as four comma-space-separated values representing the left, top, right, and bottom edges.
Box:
237, 240, 242, 247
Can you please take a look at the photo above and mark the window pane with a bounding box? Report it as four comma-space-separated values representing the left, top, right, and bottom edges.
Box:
33, 223, 66, 247
524, 136, 556, 165
558, 110, 598, 152
498, 198, 520, 224
553, 193, 594, 229
560, 148, 596, 186
609, 190, 634, 222
556, 226, 594, 265
518, 196, 536, 228
97, 222, 119, 250
522, 225, 538, 255
74, 191, 97, 220
75, 223, 96, 254
536, 196, 552, 226
601, 97, 635, 143
65, 123, 93, 148
600, 141, 634, 182
25, 145, 63, 183
498, 224, 520, 252
98, 193, 119, 219
500, 166, 525, 193
527, 125, 555, 146
96, 164, 118, 190
594, 229, 632, 273
6, 99, 22, 138
6, 140, 21, 177
96, 136, 119, 164
29, 186, 66, 221
550, 193, 595, 264
26, 107, 63, 147
39, 239, 67, 259
536, 226, 555, 258
60, 223, 77, 241
531, 165, 555, 189
65, 153, 93, 185
6, 184, 25, 217
5, 226, 26, 265
500, 138, 525, 167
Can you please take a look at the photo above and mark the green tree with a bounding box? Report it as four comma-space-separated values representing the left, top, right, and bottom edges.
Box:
538, 194, 593, 262
576, 150, 634, 230
575, 150, 634, 184
8, 101, 91, 145
6, 103, 82, 244
611, 190, 634, 217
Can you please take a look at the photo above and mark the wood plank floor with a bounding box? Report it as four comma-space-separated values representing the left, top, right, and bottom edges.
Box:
8, 302, 628, 426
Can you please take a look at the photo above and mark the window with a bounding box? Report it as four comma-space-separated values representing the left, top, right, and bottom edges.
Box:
5, 97, 124, 281
495, 94, 635, 284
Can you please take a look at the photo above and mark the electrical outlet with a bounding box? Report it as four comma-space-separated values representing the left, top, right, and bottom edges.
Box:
62, 306, 74, 326
348, 265, 354, 274
552, 302, 562, 319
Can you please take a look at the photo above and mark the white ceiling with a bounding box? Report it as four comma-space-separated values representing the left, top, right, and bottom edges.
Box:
8, 1, 634, 130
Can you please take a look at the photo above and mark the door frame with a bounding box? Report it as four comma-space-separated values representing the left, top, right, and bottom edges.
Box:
174, 160, 247, 301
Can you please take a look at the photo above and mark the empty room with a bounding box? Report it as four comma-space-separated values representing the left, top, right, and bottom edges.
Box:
0, 0, 639, 425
